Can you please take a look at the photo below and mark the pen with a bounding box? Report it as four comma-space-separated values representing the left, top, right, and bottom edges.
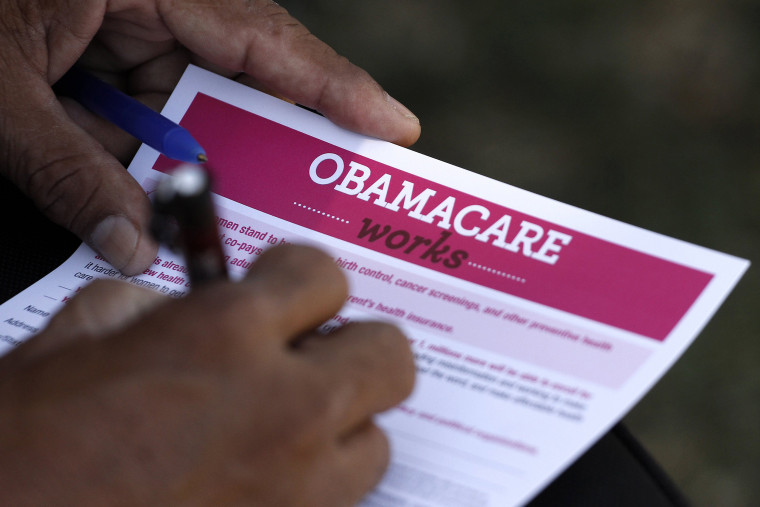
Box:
151, 165, 228, 286
54, 66, 207, 163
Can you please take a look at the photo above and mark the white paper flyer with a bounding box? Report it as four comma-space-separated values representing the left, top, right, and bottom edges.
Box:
0, 66, 749, 506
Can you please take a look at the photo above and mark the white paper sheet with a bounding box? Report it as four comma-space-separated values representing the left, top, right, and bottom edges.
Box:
0, 66, 749, 506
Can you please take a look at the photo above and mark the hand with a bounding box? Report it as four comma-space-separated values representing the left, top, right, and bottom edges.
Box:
0, 245, 416, 505
0, 0, 421, 275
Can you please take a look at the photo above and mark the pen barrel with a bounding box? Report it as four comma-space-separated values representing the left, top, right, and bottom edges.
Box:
176, 189, 228, 286
55, 67, 206, 163
153, 166, 228, 286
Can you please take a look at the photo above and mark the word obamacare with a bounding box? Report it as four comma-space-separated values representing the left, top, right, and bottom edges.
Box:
309, 154, 573, 265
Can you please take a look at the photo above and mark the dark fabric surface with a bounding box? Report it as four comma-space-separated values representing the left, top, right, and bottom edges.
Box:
0, 176, 688, 505
528, 424, 690, 506
0, 176, 79, 303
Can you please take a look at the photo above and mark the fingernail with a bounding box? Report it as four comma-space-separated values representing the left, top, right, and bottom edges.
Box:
385, 92, 420, 124
90, 215, 139, 271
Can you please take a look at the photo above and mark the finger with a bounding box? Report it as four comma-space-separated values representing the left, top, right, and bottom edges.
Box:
0, 279, 165, 372
0, 73, 158, 275
328, 421, 392, 506
126, 48, 193, 96
0, 3, 156, 272
229, 244, 349, 340
160, 0, 421, 146
190, 54, 296, 103
300, 321, 416, 433
54, 36, 192, 165
43, 279, 166, 341
58, 98, 142, 165
59, 48, 189, 165
79, 29, 177, 72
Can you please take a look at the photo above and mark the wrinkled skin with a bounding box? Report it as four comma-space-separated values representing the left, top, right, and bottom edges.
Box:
0, 0, 420, 274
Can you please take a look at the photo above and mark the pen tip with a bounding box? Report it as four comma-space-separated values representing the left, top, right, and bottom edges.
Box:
197, 153, 208, 163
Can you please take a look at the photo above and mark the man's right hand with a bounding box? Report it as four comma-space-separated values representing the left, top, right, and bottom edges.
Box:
0, 244, 416, 506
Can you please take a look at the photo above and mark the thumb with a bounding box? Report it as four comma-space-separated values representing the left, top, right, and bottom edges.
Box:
162, 0, 421, 147
0, 74, 158, 275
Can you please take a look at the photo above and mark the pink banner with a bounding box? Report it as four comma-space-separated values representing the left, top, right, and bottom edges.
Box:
154, 93, 712, 341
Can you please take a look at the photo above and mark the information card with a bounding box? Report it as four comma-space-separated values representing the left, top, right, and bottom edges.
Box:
0, 66, 749, 506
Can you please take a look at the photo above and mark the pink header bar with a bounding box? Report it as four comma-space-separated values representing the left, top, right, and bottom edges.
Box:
154, 93, 712, 341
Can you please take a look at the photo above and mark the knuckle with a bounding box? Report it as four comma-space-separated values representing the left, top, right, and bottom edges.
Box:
367, 322, 416, 392
365, 320, 411, 357
254, 2, 306, 37
187, 283, 282, 353
291, 370, 350, 435
299, 370, 340, 419
263, 375, 338, 449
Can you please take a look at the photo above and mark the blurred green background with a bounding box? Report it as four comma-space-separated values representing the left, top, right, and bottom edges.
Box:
286, 1, 759, 505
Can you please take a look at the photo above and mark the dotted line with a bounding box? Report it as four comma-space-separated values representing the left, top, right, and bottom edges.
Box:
293, 202, 349, 223
468, 262, 526, 283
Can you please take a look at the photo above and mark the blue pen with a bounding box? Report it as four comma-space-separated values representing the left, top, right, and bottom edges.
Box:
54, 66, 207, 163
